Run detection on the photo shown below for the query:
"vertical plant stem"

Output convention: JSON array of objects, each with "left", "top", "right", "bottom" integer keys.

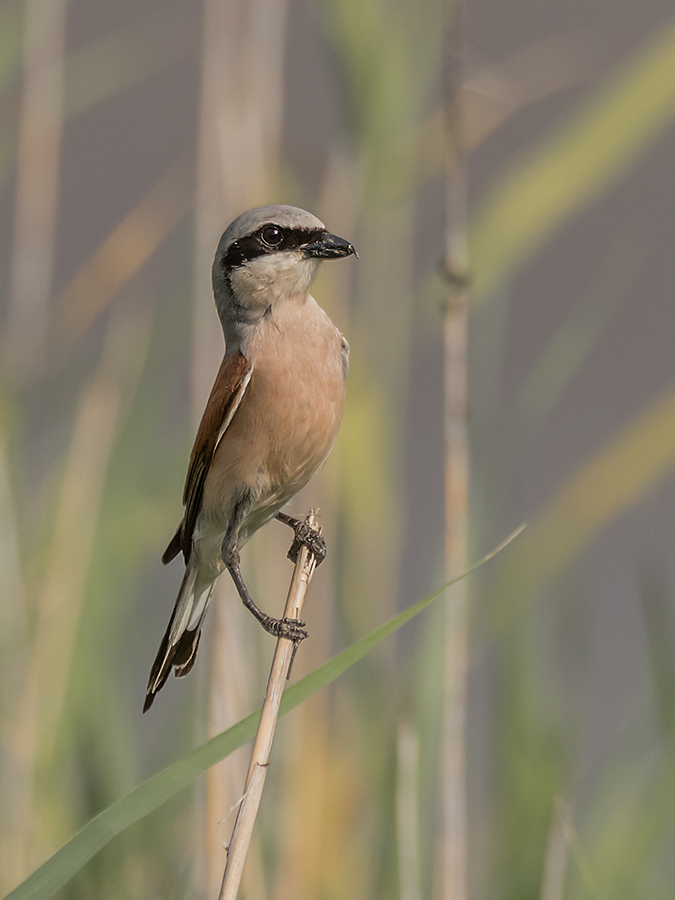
[
  {"left": 438, "top": 3, "right": 469, "bottom": 899},
  {"left": 5, "top": 0, "right": 66, "bottom": 376},
  {"left": 555, "top": 798, "right": 597, "bottom": 899},
  {"left": 192, "top": 2, "right": 288, "bottom": 893},
  {"left": 0, "top": 433, "right": 27, "bottom": 891},
  {"left": 218, "top": 512, "right": 321, "bottom": 900},
  {"left": 539, "top": 797, "right": 569, "bottom": 900},
  {"left": 397, "top": 722, "right": 422, "bottom": 900}
]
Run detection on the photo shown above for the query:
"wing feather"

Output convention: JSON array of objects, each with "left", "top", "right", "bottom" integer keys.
[{"left": 162, "top": 350, "right": 252, "bottom": 564}]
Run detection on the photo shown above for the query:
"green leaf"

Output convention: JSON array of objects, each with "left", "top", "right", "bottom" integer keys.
[
  {"left": 3, "top": 526, "right": 523, "bottom": 900},
  {"left": 470, "top": 14, "right": 675, "bottom": 301}
]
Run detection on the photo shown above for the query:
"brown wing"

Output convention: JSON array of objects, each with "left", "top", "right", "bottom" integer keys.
[{"left": 162, "top": 350, "right": 252, "bottom": 564}]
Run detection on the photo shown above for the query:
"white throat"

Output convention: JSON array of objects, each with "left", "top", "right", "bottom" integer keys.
[{"left": 228, "top": 253, "right": 320, "bottom": 314}]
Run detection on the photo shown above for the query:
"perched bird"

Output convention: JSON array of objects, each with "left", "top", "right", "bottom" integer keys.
[{"left": 144, "top": 205, "right": 356, "bottom": 711}]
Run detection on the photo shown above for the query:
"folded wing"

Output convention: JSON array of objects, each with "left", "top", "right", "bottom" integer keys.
[{"left": 162, "top": 350, "right": 252, "bottom": 565}]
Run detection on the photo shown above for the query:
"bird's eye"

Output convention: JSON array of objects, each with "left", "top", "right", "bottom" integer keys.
[{"left": 260, "top": 225, "right": 283, "bottom": 247}]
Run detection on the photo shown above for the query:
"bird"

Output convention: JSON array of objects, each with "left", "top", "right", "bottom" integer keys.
[{"left": 144, "top": 205, "right": 356, "bottom": 711}]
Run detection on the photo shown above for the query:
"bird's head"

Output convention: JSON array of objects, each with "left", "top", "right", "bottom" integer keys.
[{"left": 212, "top": 205, "right": 356, "bottom": 343}]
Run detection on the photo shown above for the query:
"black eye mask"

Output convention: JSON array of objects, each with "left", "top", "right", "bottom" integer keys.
[{"left": 220, "top": 227, "right": 326, "bottom": 269}]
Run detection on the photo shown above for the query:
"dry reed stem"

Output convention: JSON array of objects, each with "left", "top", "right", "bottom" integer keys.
[
  {"left": 5, "top": 0, "right": 66, "bottom": 376},
  {"left": 193, "top": 3, "right": 289, "bottom": 892},
  {"left": 396, "top": 723, "right": 422, "bottom": 900},
  {"left": 218, "top": 511, "right": 321, "bottom": 900},
  {"left": 438, "top": 4, "right": 470, "bottom": 898},
  {"left": 539, "top": 796, "right": 569, "bottom": 900}
]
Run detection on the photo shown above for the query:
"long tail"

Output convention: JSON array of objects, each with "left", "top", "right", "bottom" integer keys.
[{"left": 143, "top": 567, "right": 214, "bottom": 712}]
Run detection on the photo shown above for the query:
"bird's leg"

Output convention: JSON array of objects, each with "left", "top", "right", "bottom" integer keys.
[
  {"left": 223, "top": 547, "right": 308, "bottom": 642},
  {"left": 275, "top": 511, "right": 327, "bottom": 565}
]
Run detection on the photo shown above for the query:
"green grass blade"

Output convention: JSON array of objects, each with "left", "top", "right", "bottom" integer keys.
[
  {"left": 471, "top": 14, "right": 675, "bottom": 302},
  {"left": 3, "top": 526, "right": 524, "bottom": 900}
]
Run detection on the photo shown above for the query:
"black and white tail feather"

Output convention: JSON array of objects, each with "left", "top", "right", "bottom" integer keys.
[{"left": 143, "top": 568, "right": 214, "bottom": 712}]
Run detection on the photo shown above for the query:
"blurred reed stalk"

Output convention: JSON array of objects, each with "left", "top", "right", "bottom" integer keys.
[
  {"left": 219, "top": 513, "right": 321, "bottom": 900},
  {"left": 438, "top": 3, "right": 469, "bottom": 899},
  {"left": 0, "top": 434, "right": 27, "bottom": 890},
  {"left": 192, "top": 0, "right": 288, "bottom": 894},
  {"left": 5, "top": 0, "right": 66, "bottom": 377},
  {"left": 539, "top": 797, "right": 570, "bottom": 900},
  {"left": 3, "top": 300, "right": 151, "bottom": 889},
  {"left": 397, "top": 722, "right": 423, "bottom": 900}
]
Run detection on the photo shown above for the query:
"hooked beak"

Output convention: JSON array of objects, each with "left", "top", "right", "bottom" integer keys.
[{"left": 302, "top": 232, "right": 358, "bottom": 260}]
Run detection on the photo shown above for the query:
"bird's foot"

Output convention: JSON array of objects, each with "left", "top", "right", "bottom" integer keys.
[
  {"left": 259, "top": 614, "right": 308, "bottom": 642},
  {"left": 276, "top": 512, "right": 327, "bottom": 565},
  {"left": 288, "top": 521, "right": 326, "bottom": 564}
]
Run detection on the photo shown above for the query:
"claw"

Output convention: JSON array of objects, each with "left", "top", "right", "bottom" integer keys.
[
  {"left": 276, "top": 512, "right": 327, "bottom": 565},
  {"left": 261, "top": 614, "right": 308, "bottom": 642}
]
